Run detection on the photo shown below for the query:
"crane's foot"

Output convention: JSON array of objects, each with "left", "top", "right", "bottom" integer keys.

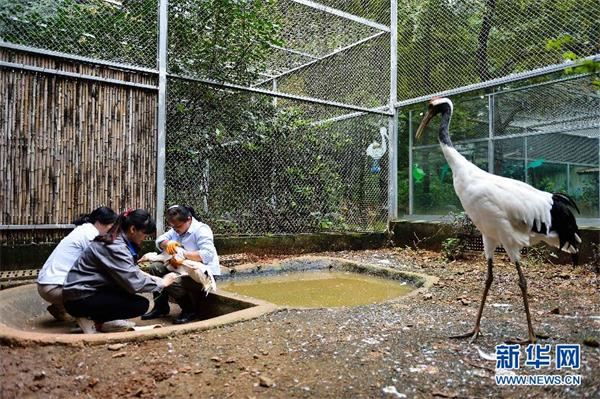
[
  {"left": 449, "top": 327, "right": 481, "bottom": 344},
  {"left": 504, "top": 337, "right": 535, "bottom": 345},
  {"left": 504, "top": 332, "right": 544, "bottom": 345}
]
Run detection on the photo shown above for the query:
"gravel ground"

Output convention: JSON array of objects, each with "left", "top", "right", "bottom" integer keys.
[{"left": 1, "top": 248, "right": 598, "bottom": 398}]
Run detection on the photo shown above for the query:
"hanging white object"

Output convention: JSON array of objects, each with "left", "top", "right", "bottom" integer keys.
[
  {"left": 366, "top": 127, "right": 388, "bottom": 173},
  {"left": 366, "top": 126, "right": 388, "bottom": 161}
]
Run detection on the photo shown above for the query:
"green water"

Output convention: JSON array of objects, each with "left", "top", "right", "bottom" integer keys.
[{"left": 220, "top": 271, "right": 414, "bottom": 308}]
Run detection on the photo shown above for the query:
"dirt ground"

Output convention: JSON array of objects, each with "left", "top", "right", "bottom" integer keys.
[{"left": 1, "top": 248, "right": 598, "bottom": 398}]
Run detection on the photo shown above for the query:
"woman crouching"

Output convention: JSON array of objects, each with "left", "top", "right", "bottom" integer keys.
[{"left": 63, "top": 209, "right": 177, "bottom": 333}]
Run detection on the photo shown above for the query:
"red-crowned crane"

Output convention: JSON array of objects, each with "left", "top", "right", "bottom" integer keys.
[{"left": 415, "top": 97, "right": 581, "bottom": 344}]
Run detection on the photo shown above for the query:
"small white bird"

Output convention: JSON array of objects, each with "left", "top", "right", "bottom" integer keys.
[{"left": 416, "top": 97, "right": 581, "bottom": 344}]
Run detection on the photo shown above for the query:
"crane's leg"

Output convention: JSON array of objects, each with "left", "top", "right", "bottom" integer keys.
[
  {"left": 450, "top": 258, "right": 493, "bottom": 343},
  {"left": 506, "top": 261, "right": 537, "bottom": 344}
]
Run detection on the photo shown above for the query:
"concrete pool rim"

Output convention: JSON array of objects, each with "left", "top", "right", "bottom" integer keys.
[{"left": 0, "top": 256, "right": 437, "bottom": 346}]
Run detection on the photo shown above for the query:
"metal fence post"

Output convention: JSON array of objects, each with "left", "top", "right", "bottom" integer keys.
[
  {"left": 156, "top": 0, "right": 169, "bottom": 234},
  {"left": 408, "top": 110, "right": 413, "bottom": 215},
  {"left": 524, "top": 136, "right": 529, "bottom": 184},
  {"left": 388, "top": 0, "right": 398, "bottom": 222},
  {"left": 488, "top": 92, "right": 494, "bottom": 173}
]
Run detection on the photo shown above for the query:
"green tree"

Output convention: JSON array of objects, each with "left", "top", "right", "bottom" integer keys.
[{"left": 0, "top": 0, "right": 158, "bottom": 66}]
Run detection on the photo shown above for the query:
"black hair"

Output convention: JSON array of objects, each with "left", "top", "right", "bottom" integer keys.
[
  {"left": 95, "top": 208, "right": 156, "bottom": 244},
  {"left": 166, "top": 205, "right": 198, "bottom": 223},
  {"left": 72, "top": 206, "right": 118, "bottom": 226}
]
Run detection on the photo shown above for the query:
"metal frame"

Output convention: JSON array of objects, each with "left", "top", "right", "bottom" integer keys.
[
  {"left": 155, "top": 0, "right": 168, "bottom": 234},
  {"left": 524, "top": 136, "right": 529, "bottom": 184},
  {"left": 254, "top": 31, "right": 387, "bottom": 87},
  {"left": 491, "top": 72, "right": 596, "bottom": 97},
  {"left": 172, "top": 73, "right": 392, "bottom": 116},
  {"left": 290, "top": 0, "right": 390, "bottom": 32},
  {"left": 408, "top": 110, "right": 413, "bottom": 215},
  {"left": 270, "top": 44, "right": 318, "bottom": 60},
  {"left": 0, "top": 42, "right": 158, "bottom": 74},
  {"left": 387, "top": 0, "right": 398, "bottom": 222},
  {"left": 310, "top": 106, "right": 390, "bottom": 126},
  {"left": 488, "top": 92, "right": 495, "bottom": 173},
  {"left": 0, "top": 60, "right": 158, "bottom": 90},
  {"left": 395, "top": 55, "right": 600, "bottom": 108}
]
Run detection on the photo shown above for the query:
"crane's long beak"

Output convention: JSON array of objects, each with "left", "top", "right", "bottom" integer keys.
[{"left": 415, "top": 109, "right": 434, "bottom": 140}]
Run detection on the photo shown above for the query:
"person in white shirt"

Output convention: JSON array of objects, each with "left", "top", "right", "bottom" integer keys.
[
  {"left": 37, "top": 207, "right": 117, "bottom": 321},
  {"left": 141, "top": 205, "right": 220, "bottom": 324},
  {"left": 63, "top": 209, "right": 177, "bottom": 334}
]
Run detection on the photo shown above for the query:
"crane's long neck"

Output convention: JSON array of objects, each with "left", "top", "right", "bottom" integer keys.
[
  {"left": 436, "top": 104, "right": 470, "bottom": 173},
  {"left": 438, "top": 107, "right": 453, "bottom": 147}
]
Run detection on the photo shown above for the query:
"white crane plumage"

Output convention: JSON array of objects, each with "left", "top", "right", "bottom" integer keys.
[{"left": 416, "top": 97, "right": 581, "bottom": 344}]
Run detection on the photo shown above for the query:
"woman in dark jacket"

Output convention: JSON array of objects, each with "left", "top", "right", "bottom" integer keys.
[{"left": 63, "top": 209, "right": 177, "bottom": 333}]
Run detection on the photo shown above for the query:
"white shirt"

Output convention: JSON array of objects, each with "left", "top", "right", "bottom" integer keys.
[
  {"left": 37, "top": 223, "right": 99, "bottom": 285},
  {"left": 156, "top": 218, "right": 221, "bottom": 275}
]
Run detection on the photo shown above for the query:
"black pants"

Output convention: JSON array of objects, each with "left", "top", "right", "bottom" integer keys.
[
  {"left": 145, "top": 262, "right": 206, "bottom": 313},
  {"left": 65, "top": 290, "right": 149, "bottom": 322}
]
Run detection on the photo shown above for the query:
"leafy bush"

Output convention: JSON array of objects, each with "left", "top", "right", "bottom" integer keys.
[
  {"left": 441, "top": 237, "right": 467, "bottom": 261},
  {"left": 441, "top": 212, "right": 477, "bottom": 261}
]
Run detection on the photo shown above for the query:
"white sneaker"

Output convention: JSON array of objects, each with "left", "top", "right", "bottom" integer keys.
[
  {"left": 98, "top": 319, "right": 136, "bottom": 333},
  {"left": 76, "top": 317, "right": 98, "bottom": 334}
]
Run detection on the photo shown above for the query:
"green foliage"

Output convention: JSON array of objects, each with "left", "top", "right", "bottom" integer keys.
[
  {"left": 0, "top": 0, "right": 157, "bottom": 66},
  {"left": 168, "top": 0, "right": 282, "bottom": 84},
  {"left": 0, "top": 0, "right": 282, "bottom": 78},
  {"left": 441, "top": 212, "right": 476, "bottom": 262},
  {"left": 546, "top": 33, "right": 600, "bottom": 90},
  {"left": 165, "top": 82, "right": 369, "bottom": 233},
  {"left": 396, "top": 0, "right": 599, "bottom": 98},
  {"left": 310, "top": 211, "right": 348, "bottom": 231},
  {"left": 441, "top": 237, "right": 467, "bottom": 262}
]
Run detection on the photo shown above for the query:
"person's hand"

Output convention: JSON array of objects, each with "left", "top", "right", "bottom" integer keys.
[
  {"left": 165, "top": 240, "right": 181, "bottom": 255},
  {"left": 162, "top": 272, "right": 179, "bottom": 287},
  {"left": 169, "top": 257, "right": 183, "bottom": 268}
]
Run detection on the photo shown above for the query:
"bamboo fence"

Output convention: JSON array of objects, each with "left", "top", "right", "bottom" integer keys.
[{"left": 0, "top": 48, "right": 158, "bottom": 243}]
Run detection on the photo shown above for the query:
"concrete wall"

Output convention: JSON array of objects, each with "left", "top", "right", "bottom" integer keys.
[{"left": 0, "top": 232, "right": 389, "bottom": 271}]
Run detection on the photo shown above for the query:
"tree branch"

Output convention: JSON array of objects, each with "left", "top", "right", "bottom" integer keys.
[{"left": 476, "top": 0, "right": 496, "bottom": 82}]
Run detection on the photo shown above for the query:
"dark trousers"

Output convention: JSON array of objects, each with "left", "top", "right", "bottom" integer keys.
[
  {"left": 65, "top": 291, "right": 149, "bottom": 322},
  {"left": 145, "top": 262, "right": 207, "bottom": 313}
]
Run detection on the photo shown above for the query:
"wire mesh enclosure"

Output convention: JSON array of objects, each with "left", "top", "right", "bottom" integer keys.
[
  {"left": 0, "top": 0, "right": 158, "bottom": 68},
  {"left": 166, "top": 77, "right": 389, "bottom": 234},
  {"left": 396, "top": 0, "right": 599, "bottom": 101},
  {"left": 407, "top": 74, "right": 600, "bottom": 220},
  {"left": 0, "top": 0, "right": 599, "bottom": 240},
  {"left": 162, "top": 0, "right": 393, "bottom": 233}
]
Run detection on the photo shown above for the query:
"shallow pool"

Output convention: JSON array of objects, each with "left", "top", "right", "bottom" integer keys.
[{"left": 220, "top": 270, "right": 414, "bottom": 308}]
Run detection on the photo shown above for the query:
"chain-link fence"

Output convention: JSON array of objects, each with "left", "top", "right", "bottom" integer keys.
[
  {"left": 163, "top": 0, "right": 393, "bottom": 233},
  {"left": 0, "top": 0, "right": 158, "bottom": 68},
  {"left": 165, "top": 77, "right": 389, "bottom": 234},
  {"left": 396, "top": 0, "right": 599, "bottom": 100},
  {"left": 1, "top": 0, "right": 599, "bottom": 238},
  {"left": 406, "top": 74, "right": 600, "bottom": 219}
]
